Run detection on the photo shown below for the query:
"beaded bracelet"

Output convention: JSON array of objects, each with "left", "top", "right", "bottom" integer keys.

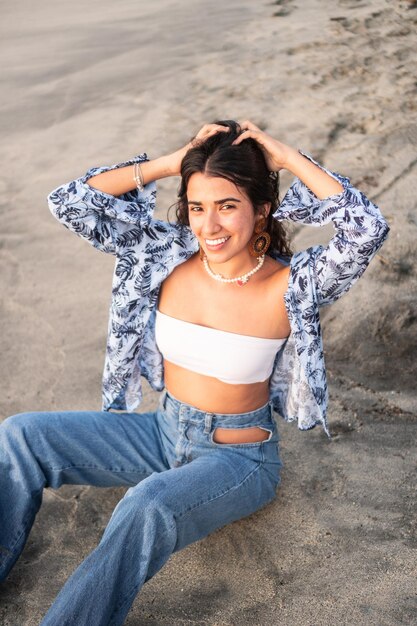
[{"left": 133, "top": 161, "right": 145, "bottom": 192}]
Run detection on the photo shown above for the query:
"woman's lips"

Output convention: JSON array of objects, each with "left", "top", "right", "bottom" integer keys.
[{"left": 204, "top": 236, "right": 230, "bottom": 251}]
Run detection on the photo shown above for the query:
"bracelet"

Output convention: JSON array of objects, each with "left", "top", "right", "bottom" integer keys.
[{"left": 133, "top": 161, "right": 145, "bottom": 192}]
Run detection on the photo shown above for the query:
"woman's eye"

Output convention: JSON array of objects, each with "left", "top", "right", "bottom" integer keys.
[{"left": 189, "top": 205, "right": 235, "bottom": 212}]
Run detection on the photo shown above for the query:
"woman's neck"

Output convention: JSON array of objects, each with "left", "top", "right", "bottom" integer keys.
[{"left": 203, "top": 249, "right": 260, "bottom": 280}]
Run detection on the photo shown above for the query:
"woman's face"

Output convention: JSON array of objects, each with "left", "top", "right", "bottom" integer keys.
[{"left": 187, "top": 172, "right": 263, "bottom": 262}]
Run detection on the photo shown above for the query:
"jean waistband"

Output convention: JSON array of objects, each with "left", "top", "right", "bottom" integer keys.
[{"left": 161, "top": 388, "right": 274, "bottom": 426}]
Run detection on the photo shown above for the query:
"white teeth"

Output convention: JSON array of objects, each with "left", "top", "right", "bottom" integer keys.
[{"left": 205, "top": 237, "right": 230, "bottom": 245}]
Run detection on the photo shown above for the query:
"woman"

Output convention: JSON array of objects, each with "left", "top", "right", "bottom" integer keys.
[{"left": 0, "top": 120, "right": 389, "bottom": 624}]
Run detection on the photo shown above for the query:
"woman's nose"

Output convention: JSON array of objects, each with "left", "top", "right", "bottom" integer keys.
[{"left": 202, "top": 212, "right": 221, "bottom": 236}]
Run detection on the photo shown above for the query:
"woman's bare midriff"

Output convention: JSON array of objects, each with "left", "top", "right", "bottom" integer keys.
[
  {"left": 158, "top": 253, "right": 291, "bottom": 444},
  {"left": 163, "top": 360, "right": 273, "bottom": 443}
]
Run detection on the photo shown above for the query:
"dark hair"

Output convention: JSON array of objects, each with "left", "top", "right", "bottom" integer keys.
[{"left": 171, "top": 119, "right": 292, "bottom": 259}]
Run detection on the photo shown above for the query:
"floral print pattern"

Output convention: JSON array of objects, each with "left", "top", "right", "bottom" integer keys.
[{"left": 47, "top": 150, "right": 389, "bottom": 437}]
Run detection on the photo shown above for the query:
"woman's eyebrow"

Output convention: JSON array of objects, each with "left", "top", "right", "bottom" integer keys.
[{"left": 187, "top": 197, "right": 242, "bottom": 205}]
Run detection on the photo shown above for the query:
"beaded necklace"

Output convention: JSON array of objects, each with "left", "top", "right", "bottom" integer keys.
[{"left": 202, "top": 254, "right": 265, "bottom": 286}]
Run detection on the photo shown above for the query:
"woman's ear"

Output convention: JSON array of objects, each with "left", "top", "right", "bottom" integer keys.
[{"left": 260, "top": 202, "right": 272, "bottom": 219}]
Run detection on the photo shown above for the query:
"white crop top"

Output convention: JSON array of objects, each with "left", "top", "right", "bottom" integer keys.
[{"left": 154, "top": 310, "right": 288, "bottom": 385}]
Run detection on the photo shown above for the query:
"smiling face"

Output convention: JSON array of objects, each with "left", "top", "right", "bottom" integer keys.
[{"left": 187, "top": 172, "right": 268, "bottom": 266}]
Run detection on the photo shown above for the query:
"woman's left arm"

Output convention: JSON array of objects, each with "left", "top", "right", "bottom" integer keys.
[
  {"left": 275, "top": 147, "right": 390, "bottom": 306},
  {"left": 233, "top": 121, "right": 390, "bottom": 307}
]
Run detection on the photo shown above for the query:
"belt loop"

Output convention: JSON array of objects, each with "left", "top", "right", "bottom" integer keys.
[
  {"left": 204, "top": 412, "right": 213, "bottom": 434},
  {"left": 179, "top": 404, "right": 187, "bottom": 422}
]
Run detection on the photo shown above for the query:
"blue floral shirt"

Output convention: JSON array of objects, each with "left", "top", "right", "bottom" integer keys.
[{"left": 47, "top": 151, "right": 389, "bottom": 436}]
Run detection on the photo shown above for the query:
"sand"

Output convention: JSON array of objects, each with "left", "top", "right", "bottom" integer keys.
[{"left": 0, "top": 0, "right": 416, "bottom": 624}]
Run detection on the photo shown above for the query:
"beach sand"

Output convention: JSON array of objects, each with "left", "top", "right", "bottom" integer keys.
[{"left": 0, "top": 0, "right": 416, "bottom": 623}]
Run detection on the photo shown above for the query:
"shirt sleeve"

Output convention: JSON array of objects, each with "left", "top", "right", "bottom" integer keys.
[
  {"left": 47, "top": 153, "right": 160, "bottom": 256},
  {"left": 273, "top": 150, "right": 390, "bottom": 306}
]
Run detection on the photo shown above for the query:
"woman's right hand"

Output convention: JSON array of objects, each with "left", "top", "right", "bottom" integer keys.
[{"left": 164, "top": 123, "right": 230, "bottom": 176}]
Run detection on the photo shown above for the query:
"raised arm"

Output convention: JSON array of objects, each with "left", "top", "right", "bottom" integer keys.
[
  {"left": 233, "top": 120, "right": 390, "bottom": 306},
  {"left": 47, "top": 123, "right": 230, "bottom": 256},
  {"left": 279, "top": 147, "right": 344, "bottom": 199},
  {"left": 85, "top": 155, "right": 172, "bottom": 197},
  {"left": 274, "top": 148, "right": 389, "bottom": 306},
  {"left": 47, "top": 153, "right": 176, "bottom": 256}
]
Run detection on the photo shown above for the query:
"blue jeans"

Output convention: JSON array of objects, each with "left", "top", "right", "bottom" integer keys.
[{"left": 0, "top": 389, "right": 282, "bottom": 625}]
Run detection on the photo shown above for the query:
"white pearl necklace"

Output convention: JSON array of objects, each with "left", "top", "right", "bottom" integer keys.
[{"left": 202, "top": 254, "right": 265, "bottom": 286}]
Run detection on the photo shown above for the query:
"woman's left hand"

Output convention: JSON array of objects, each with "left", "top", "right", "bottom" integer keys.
[{"left": 232, "top": 120, "right": 294, "bottom": 172}]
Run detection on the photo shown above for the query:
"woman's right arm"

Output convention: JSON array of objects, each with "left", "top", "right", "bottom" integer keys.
[
  {"left": 85, "top": 154, "right": 175, "bottom": 196},
  {"left": 47, "top": 124, "right": 229, "bottom": 255},
  {"left": 47, "top": 152, "right": 180, "bottom": 256},
  {"left": 47, "top": 140, "right": 202, "bottom": 256}
]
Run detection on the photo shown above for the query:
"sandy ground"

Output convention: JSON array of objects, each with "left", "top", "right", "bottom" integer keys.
[{"left": 0, "top": 0, "right": 416, "bottom": 624}]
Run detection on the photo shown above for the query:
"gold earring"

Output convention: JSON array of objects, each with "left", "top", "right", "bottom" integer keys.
[{"left": 248, "top": 216, "right": 271, "bottom": 257}]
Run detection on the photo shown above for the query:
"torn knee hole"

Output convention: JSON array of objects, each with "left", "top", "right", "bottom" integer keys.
[{"left": 212, "top": 426, "right": 272, "bottom": 444}]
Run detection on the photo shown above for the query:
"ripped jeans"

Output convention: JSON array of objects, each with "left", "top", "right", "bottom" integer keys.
[{"left": 0, "top": 388, "right": 282, "bottom": 625}]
